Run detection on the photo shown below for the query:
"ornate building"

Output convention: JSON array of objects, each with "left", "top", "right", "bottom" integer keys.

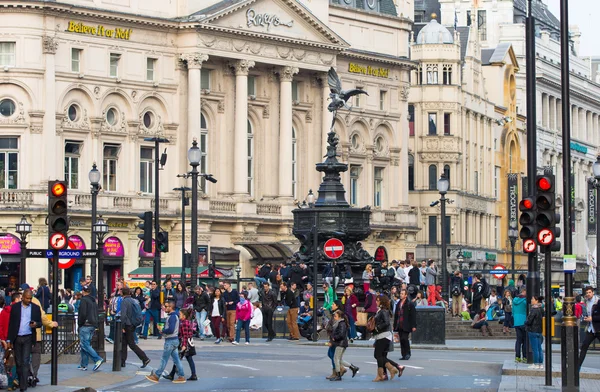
[{"left": 0, "top": 0, "right": 417, "bottom": 290}]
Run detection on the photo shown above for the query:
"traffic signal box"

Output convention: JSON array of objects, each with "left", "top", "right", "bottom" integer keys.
[
  {"left": 519, "top": 197, "right": 537, "bottom": 253},
  {"left": 535, "top": 175, "right": 561, "bottom": 252},
  {"left": 138, "top": 211, "right": 153, "bottom": 253},
  {"left": 157, "top": 231, "right": 169, "bottom": 253},
  {"left": 48, "top": 181, "right": 69, "bottom": 250}
]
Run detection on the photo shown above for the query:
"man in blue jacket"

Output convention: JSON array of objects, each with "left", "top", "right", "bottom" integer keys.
[
  {"left": 146, "top": 300, "right": 185, "bottom": 384},
  {"left": 512, "top": 288, "right": 528, "bottom": 362}
]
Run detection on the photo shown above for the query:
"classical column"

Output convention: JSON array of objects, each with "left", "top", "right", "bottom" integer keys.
[
  {"left": 42, "top": 36, "right": 58, "bottom": 180},
  {"left": 232, "top": 60, "right": 255, "bottom": 195},
  {"left": 277, "top": 66, "right": 298, "bottom": 199},
  {"left": 181, "top": 53, "right": 209, "bottom": 146}
]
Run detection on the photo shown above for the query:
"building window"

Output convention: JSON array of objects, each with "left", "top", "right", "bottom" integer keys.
[
  {"left": 444, "top": 113, "right": 451, "bottom": 135},
  {"left": 494, "top": 166, "right": 500, "bottom": 198},
  {"left": 443, "top": 65, "right": 452, "bottom": 85},
  {"left": 64, "top": 141, "right": 81, "bottom": 189},
  {"left": 109, "top": 53, "right": 121, "bottom": 77},
  {"left": 0, "top": 42, "right": 15, "bottom": 67},
  {"left": 429, "top": 164, "right": 437, "bottom": 190},
  {"left": 248, "top": 75, "right": 256, "bottom": 97},
  {"left": 105, "top": 108, "right": 119, "bottom": 126},
  {"left": 408, "top": 154, "right": 414, "bottom": 191},
  {"left": 478, "top": 10, "right": 487, "bottom": 41},
  {"left": 140, "top": 146, "right": 153, "bottom": 193},
  {"left": 292, "top": 127, "right": 297, "bottom": 199},
  {"left": 200, "top": 113, "right": 208, "bottom": 192},
  {"left": 428, "top": 113, "right": 437, "bottom": 135},
  {"left": 495, "top": 217, "right": 499, "bottom": 249},
  {"left": 444, "top": 165, "right": 450, "bottom": 189},
  {"left": 417, "top": 66, "right": 423, "bottom": 85},
  {"left": 374, "top": 167, "right": 383, "bottom": 208},
  {"left": 350, "top": 165, "right": 360, "bottom": 206},
  {"left": 428, "top": 216, "right": 437, "bottom": 244},
  {"left": 0, "top": 137, "right": 18, "bottom": 189},
  {"left": 247, "top": 120, "right": 254, "bottom": 195},
  {"left": 426, "top": 65, "right": 438, "bottom": 84},
  {"left": 379, "top": 90, "right": 386, "bottom": 111},
  {"left": 467, "top": 10, "right": 472, "bottom": 26},
  {"left": 146, "top": 58, "right": 156, "bottom": 81},
  {"left": 292, "top": 81, "right": 299, "bottom": 102},
  {"left": 142, "top": 111, "right": 155, "bottom": 130},
  {"left": 0, "top": 99, "right": 16, "bottom": 117},
  {"left": 474, "top": 171, "right": 479, "bottom": 194},
  {"left": 103, "top": 143, "right": 120, "bottom": 191},
  {"left": 201, "top": 69, "right": 211, "bottom": 90},
  {"left": 408, "top": 104, "right": 415, "bottom": 136},
  {"left": 71, "top": 48, "right": 82, "bottom": 73}
]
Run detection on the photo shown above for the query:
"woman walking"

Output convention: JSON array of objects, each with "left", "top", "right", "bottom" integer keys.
[
  {"left": 164, "top": 308, "right": 197, "bottom": 381},
  {"left": 209, "top": 288, "right": 225, "bottom": 344},
  {"left": 525, "top": 295, "right": 544, "bottom": 369},
  {"left": 329, "top": 310, "right": 359, "bottom": 381},
  {"left": 343, "top": 287, "right": 359, "bottom": 342},
  {"left": 502, "top": 290, "right": 513, "bottom": 334},
  {"left": 174, "top": 282, "right": 188, "bottom": 312},
  {"left": 232, "top": 291, "right": 252, "bottom": 345},
  {"left": 372, "top": 295, "right": 404, "bottom": 382}
]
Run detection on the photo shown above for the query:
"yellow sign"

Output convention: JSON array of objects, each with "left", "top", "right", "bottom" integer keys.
[
  {"left": 66, "top": 21, "right": 132, "bottom": 40},
  {"left": 348, "top": 62, "right": 389, "bottom": 78}
]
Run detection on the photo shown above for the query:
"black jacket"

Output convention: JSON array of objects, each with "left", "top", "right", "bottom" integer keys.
[
  {"left": 208, "top": 296, "right": 225, "bottom": 317},
  {"left": 330, "top": 320, "right": 349, "bottom": 348},
  {"left": 591, "top": 299, "right": 600, "bottom": 333},
  {"left": 78, "top": 294, "right": 99, "bottom": 328},
  {"left": 525, "top": 305, "right": 544, "bottom": 333},
  {"left": 268, "top": 270, "right": 279, "bottom": 285},
  {"left": 283, "top": 289, "right": 298, "bottom": 309},
  {"left": 374, "top": 308, "right": 392, "bottom": 334},
  {"left": 408, "top": 267, "right": 421, "bottom": 286},
  {"left": 120, "top": 296, "right": 138, "bottom": 327},
  {"left": 261, "top": 289, "right": 277, "bottom": 311},
  {"left": 223, "top": 289, "right": 239, "bottom": 311},
  {"left": 258, "top": 265, "right": 271, "bottom": 279},
  {"left": 8, "top": 302, "right": 42, "bottom": 343},
  {"left": 393, "top": 299, "right": 417, "bottom": 332},
  {"left": 35, "top": 285, "right": 51, "bottom": 311},
  {"left": 450, "top": 275, "right": 463, "bottom": 294},
  {"left": 149, "top": 288, "right": 161, "bottom": 310},
  {"left": 193, "top": 292, "right": 210, "bottom": 312},
  {"left": 289, "top": 266, "right": 305, "bottom": 289}
]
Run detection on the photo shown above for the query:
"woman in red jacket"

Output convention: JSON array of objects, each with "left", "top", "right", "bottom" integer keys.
[
  {"left": 343, "top": 287, "right": 359, "bottom": 342},
  {"left": 233, "top": 292, "right": 252, "bottom": 345}
]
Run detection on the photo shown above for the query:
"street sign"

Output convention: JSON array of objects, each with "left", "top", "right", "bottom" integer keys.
[
  {"left": 523, "top": 239, "right": 537, "bottom": 253},
  {"left": 45, "top": 250, "right": 82, "bottom": 259},
  {"left": 323, "top": 238, "right": 344, "bottom": 259},
  {"left": 49, "top": 233, "right": 67, "bottom": 250},
  {"left": 27, "top": 249, "right": 49, "bottom": 258},
  {"left": 491, "top": 264, "right": 508, "bottom": 280},
  {"left": 537, "top": 228, "right": 554, "bottom": 246},
  {"left": 81, "top": 250, "right": 100, "bottom": 258}
]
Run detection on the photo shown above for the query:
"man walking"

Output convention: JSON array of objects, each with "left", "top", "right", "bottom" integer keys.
[
  {"left": 193, "top": 286, "right": 210, "bottom": 340},
  {"left": 579, "top": 286, "right": 600, "bottom": 369},
  {"left": 77, "top": 285, "right": 105, "bottom": 372},
  {"left": 261, "top": 282, "right": 277, "bottom": 341},
  {"left": 394, "top": 288, "right": 417, "bottom": 361},
  {"left": 30, "top": 284, "right": 57, "bottom": 384},
  {"left": 120, "top": 287, "right": 151, "bottom": 369},
  {"left": 142, "top": 281, "right": 161, "bottom": 339},
  {"left": 7, "top": 289, "right": 43, "bottom": 390},
  {"left": 425, "top": 260, "right": 437, "bottom": 306},
  {"left": 280, "top": 282, "right": 300, "bottom": 340},
  {"left": 222, "top": 282, "right": 239, "bottom": 342}
]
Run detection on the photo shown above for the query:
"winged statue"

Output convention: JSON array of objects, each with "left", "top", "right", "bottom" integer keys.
[{"left": 327, "top": 67, "right": 369, "bottom": 129}]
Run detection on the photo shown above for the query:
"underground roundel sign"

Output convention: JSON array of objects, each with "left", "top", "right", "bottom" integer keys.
[
  {"left": 58, "top": 240, "right": 77, "bottom": 270},
  {"left": 324, "top": 238, "right": 344, "bottom": 259}
]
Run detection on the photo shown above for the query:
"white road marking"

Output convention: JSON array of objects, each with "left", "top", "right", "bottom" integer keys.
[
  {"left": 130, "top": 383, "right": 153, "bottom": 389},
  {"left": 474, "top": 379, "right": 492, "bottom": 386},
  {"left": 218, "top": 364, "right": 260, "bottom": 371},
  {"left": 429, "top": 359, "right": 502, "bottom": 364},
  {"left": 364, "top": 361, "right": 423, "bottom": 369}
]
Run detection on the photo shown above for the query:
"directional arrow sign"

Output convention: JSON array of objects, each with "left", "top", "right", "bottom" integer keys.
[{"left": 26, "top": 249, "right": 49, "bottom": 258}]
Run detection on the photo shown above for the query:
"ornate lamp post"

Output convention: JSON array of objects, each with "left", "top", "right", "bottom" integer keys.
[
  {"left": 93, "top": 215, "right": 109, "bottom": 359},
  {"left": 592, "top": 156, "right": 600, "bottom": 293},
  {"left": 89, "top": 163, "right": 101, "bottom": 286},
  {"left": 508, "top": 223, "right": 519, "bottom": 282},
  {"left": 437, "top": 173, "right": 450, "bottom": 299},
  {"left": 16, "top": 215, "right": 32, "bottom": 285},
  {"left": 173, "top": 184, "right": 191, "bottom": 284},
  {"left": 235, "top": 265, "right": 242, "bottom": 291}
]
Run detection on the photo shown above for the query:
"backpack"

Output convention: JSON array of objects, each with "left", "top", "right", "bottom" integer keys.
[
  {"left": 109, "top": 295, "right": 122, "bottom": 315},
  {"left": 126, "top": 297, "right": 144, "bottom": 327},
  {"left": 387, "top": 267, "right": 396, "bottom": 278},
  {"left": 480, "top": 278, "right": 491, "bottom": 299},
  {"left": 451, "top": 284, "right": 461, "bottom": 297}
]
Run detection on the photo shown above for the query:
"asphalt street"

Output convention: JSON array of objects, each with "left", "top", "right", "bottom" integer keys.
[{"left": 33, "top": 338, "right": 600, "bottom": 392}]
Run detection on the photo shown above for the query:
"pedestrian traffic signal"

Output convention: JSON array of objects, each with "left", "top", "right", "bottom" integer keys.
[
  {"left": 157, "top": 231, "right": 169, "bottom": 253},
  {"left": 48, "top": 180, "right": 69, "bottom": 249},
  {"left": 519, "top": 197, "right": 537, "bottom": 240},
  {"left": 137, "top": 211, "right": 153, "bottom": 253},
  {"left": 535, "top": 174, "right": 560, "bottom": 252}
]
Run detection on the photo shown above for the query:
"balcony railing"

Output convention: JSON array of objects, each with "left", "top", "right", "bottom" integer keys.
[
  {"left": 257, "top": 203, "right": 281, "bottom": 215},
  {"left": 210, "top": 201, "right": 236, "bottom": 213},
  {"left": 0, "top": 190, "right": 34, "bottom": 206}
]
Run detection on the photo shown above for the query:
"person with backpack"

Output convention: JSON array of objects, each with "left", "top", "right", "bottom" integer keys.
[
  {"left": 120, "top": 287, "right": 151, "bottom": 369},
  {"left": 425, "top": 260, "right": 438, "bottom": 306},
  {"left": 77, "top": 285, "right": 104, "bottom": 372},
  {"left": 450, "top": 271, "right": 463, "bottom": 317}
]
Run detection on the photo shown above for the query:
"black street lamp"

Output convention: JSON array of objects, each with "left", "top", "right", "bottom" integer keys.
[
  {"left": 93, "top": 215, "right": 109, "bottom": 359},
  {"left": 508, "top": 223, "right": 519, "bottom": 282},
  {"left": 16, "top": 215, "right": 32, "bottom": 285},
  {"left": 89, "top": 163, "right": 101, "bottom": 286},
  {"left": 437, "top": 173, "right": 450, "bottom": 300},
  {"left": 592, "top": 155, "right": 600, "bottom": 294},
  {"left": 235, "top": 265, "right": 242, "bottom": 291},
  {"left": 306, "top": 189, "right": 320, "bottom": 342},
  {"left": 174, "top": 184, "right": 191, "bottom": 284}
]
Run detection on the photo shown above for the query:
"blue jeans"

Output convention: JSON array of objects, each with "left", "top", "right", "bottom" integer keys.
[
  {"left": 143, "top": 309, "right": 160, "bottom": 337},
  {"left": 79, "top": 326, "right": 102, "bottom": 367},
  {"left": 154, "top": 339, "right": 184, "bottom": 378},
  {"left": 196, "top": 310, "right": 208, "bottom": 337},
  {"left": 254, "top": 276, "right": 267, "bottom": 287},
  {"left": 235, "top": 319, "right": 250, "bottom": 343},
  {"left": 528, "top": 332, "right": 543, "bottom": 364},
  {"left": 347, "top": 315, "right": 357, "bottom": 339},
  {"left": 327, "top": 346, "right": 335, "bottom": 369}
]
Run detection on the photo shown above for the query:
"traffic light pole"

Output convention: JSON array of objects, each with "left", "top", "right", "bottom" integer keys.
[
  {"left": 559, "top": 0, "right": 579, "bottom": 388},
  {"left": 51, "top": 251, "right": 59, "bottom": 385},
  {"left": 544, "top": 247, "right": 552, "bottom": 386},
  {"left": 154, "top": 138, "right": 161, "bottom": 290}
]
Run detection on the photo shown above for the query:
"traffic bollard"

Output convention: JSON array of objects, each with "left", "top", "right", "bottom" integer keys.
[{"left": 112, "top": 318, "right": 122, "bottom": 371}]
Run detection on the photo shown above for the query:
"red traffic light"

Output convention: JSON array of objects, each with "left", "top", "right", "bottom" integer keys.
[
  {"left": 519, "top": 198, "right": 534, "bottom": 210},
  {"left": 537, "top": 176, "right": 552, "bottom": 191},
  {"left": 51, "top": 182, "right": 66, "bottom": 197}
]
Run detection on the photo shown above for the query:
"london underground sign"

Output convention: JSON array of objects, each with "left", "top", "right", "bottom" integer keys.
[
  {"left": 491, "top": 264, "right": 508, "bottom": 280},
  {"left": 324, "top": 238, "right": 344, "bottom": 259}
]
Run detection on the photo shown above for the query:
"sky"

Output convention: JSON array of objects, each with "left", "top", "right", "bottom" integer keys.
[{"left": 546, "top": 0, "right": 597, "bottom": 56}]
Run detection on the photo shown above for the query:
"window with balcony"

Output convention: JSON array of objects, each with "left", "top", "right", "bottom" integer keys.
[
  {"left": 428, "top": 113, "right": 437, "bottom": 135},
  {"left": 350, "top": 165, "right": 360, "bottom": 206},
  {"left": 0, "top": 137, "right": 18, "bottom": 189},
  {"left": 374, "top": 167, "right": 383, "bottom": 208},
  {"left": 109, "top": 53, "right": 121, "bottom": 78},
  {"left": 0, "top": 42, "right": 15, "bottom": 67},
  {"left": 64, "top": 141, "right": 81, "bottom": 189},
  {"left": 103, "top": 143, "right": 120, "bottom": 191},
  {"left": 140, "top": 146, "right": 153, "bottom": 193},
  {"left": 71, "top": 48, "right": 82, "bottom": 73},
  {"left": 429, "top": 164, "right": 437, "bottom": 190},
  {"left": 146, "top": 58, "right": 156, "bottom": 81}
]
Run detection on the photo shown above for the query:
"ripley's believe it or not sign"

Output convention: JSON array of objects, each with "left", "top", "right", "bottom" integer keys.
[
  {"left": 348, "top": 63, "right": 390, "bottom": 78},
  {"left": 66, "top": 21, "right": 132, "bottom": 40}
]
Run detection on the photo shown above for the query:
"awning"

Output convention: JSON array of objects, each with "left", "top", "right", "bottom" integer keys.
[
  {"left": 211, "top": 247, "right": 240, "bottom": 261},
  {"left": 127, "top": 266, "right": 232, "bottom": 280},
  {"left": 233, "top": 242, "right": 296, "bottom": 263}
]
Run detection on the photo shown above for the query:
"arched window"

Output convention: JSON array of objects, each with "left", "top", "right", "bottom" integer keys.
[
  {"left": 444, "top": 165, "right": 450, "bottom": 190},
  {"left": 428, "top": 164, "right": 437, "bottom": 190},
  {"left": 417, "top": 65, "right": 423, "bottom": 85},
  {"left": 426, "top": 65, "right": 438, "bottom": 84},
  {"left": 200, "top": 113, "right": 208, "bottom": 192},
  {"left": 247, "top": 119, "right": 254, "bottom": 196},
  {"left": 443, "top": 65, "right": 452, "bottom": 85},
  {"left": 408, "top": 154, "right": 415, "bottom": 191},
  {"left": 292, "top": 127, "right": 297, "bottom": 199}
]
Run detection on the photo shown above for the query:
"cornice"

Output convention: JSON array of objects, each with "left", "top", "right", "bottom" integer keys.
[{"left": 341, "top": 51, "right": 416, "bottom": 68}]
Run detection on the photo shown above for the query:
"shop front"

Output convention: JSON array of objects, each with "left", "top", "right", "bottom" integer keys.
[
  {"left": 0, "top": 234, "right": 21, "bottom": 288},
  {"left": 64, "top": 235, "right": 86, "bottom": 291},
  {"left": 102, "top": 236, "right": 124, "bottom": 295}
]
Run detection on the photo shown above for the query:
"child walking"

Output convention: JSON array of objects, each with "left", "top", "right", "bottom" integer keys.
[
  {"left": 165, "top": 308, "right": 197, "bottom": 381},
  {"left": 330, "top": 310, "right": 359, "bottom": 381}
]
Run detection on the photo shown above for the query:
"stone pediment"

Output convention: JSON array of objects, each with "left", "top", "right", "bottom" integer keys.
[{"left": 196, "top": 0, "right": 347, "bottom": 49}]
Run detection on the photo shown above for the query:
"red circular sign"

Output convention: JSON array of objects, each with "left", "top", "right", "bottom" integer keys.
[
  {"left": 49, "top": 233, "right": 67, "bottom": 250},
  {"left": 523, "top": 239, "right": 537, "bottom": 253},
  {"left": 537, "top": 229, "right": 554, "bottom": 246},
  {"left": 323, "top": 238, "right": 344, "bottom": 259},
  {"left": 58, "top": 240, "right": 77, "bottom": 270},
  {"left": 492, "top": 264, "right": 507, "bottom": 280}
]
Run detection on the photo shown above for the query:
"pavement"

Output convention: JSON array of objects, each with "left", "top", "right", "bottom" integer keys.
[
  {"left": 499, "top": 360, "right": 600, "bottom": 391},
  {"left": 26, "top": 337, "right": 600, "bottom": 391}
]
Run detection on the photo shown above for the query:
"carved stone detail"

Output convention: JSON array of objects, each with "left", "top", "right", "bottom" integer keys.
[
  {"left": 42, "top": 36, "right": 58, "bottom": 54},
  {"left": 101, "top": 110, "right": 127, "bottom": 133},
  {"left": 61, "top": 106, "right": 90, "bottom": 130},
  {"left": 0, "top": 102, "right": 26, "bottom": 125},
  {"left": 231, "top": 60, "right": 255, "bottom": 76},
  {"left": 218, "top": 101, "right": 225, "bottom": 113},
  {"left": 262, "top": 106, "right": 270, "bottom": 119},
  {"left": 278, "top": 66, "right": 299, "bottom": 82},
  {"left": 399, "top": 86, "right": 409, "bottom": 101},
  {"left": 181, "top": 53, "right": 209, "bottom": 69},
  {"left": 305, "top": 111, "right": 312, "bottom": 123}
]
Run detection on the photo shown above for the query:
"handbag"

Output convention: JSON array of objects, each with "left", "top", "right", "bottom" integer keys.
[
  {"left": 3, "top": 348, "right": 15, "bottom": 368},
  {"left": 202, "top": 319, "right": 211, "bottom": 327},
  {"left": 366, "top": 316, "right": 376, "bottom": 332},
  {"left": 356, "top": 312, "right": 368, "bottom": 327}
]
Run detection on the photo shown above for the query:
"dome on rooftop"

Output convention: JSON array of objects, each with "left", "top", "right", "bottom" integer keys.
[{"left": 416, "top": 17, "right": 454, "bottom": 45}]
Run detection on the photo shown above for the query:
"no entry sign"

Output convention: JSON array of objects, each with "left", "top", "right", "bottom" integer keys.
[{"left": 324, "top": 238, "right": 344, "bottom": 259}]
